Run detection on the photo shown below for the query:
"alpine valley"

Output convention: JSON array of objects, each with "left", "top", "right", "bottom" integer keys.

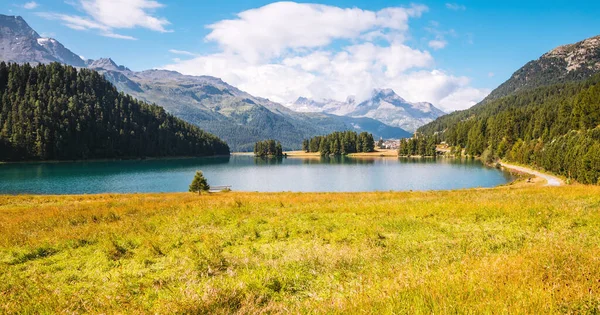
[{"left": 0, "top": 14, "right": 438, "bottom": 151}]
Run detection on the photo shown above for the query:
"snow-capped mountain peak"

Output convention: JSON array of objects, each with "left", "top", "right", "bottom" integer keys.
[{"left": 285, "top": 88, "right": 445, "bottom": 132}]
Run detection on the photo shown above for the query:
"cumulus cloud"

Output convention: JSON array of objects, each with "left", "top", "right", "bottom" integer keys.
[
  {"left": 23, "top": 1, "right": 38, "bottom": 9},
  {"left": 38, "top": 0, "right": 170, "bottom": 40},
  {"left": 438, "top": 87, "right": 492, "bottom": 112},
  {"left": 164, "top": 2, "right": 489, "bottom": 111},
  {"left": 205, "top": 2, "right": 427, "bottom": 62}
]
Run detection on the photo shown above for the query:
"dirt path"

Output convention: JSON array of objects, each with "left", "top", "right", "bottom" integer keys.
[{"left": 500, "top": 162, "right": 564, "bottom": 186}]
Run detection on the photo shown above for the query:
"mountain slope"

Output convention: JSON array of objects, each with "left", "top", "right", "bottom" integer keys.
[
  {"left": 92, "top": 61, "right": 411, "bottom": 150},
  {"left": 485, "top": 35, "right": 600, "bottom": 101},
  {"left": 418, "top": 34, "right": 600, "bottom": 184},
  {"left": 0, "top": 14, "right": 411, "bottom": 150},
  {"left": 348, "top": 89, "right": 445, "bottom": 132},
  {"left": 287, "top": 89, "right": 445, "bottom": 132},
  {"left": 0, "top": 15, "right": 85, "bottom": 66},
  {"left": 0, "top": 62, "right": 229, "bottom": 161},
  {"left": 289, "top": 96, "right": 358, "bottom": 116}
]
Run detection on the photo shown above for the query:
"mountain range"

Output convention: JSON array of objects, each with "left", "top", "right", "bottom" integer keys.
[
  {"left": 288, "top": 89, "right": 445, "bottom": 132},
  {"left": 0, "top": 14, "right": 421, "bottom": 151}
]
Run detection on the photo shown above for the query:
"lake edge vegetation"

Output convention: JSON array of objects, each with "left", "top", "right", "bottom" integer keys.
[
  {"left": 302, "top": 131, "right": 375, "bottom": 156},
  {"left": 397, "top": 134, "right": 439, "bottom": 157},
  {"left": 253, "top": 140, "right": 284, "bottom": 157}
]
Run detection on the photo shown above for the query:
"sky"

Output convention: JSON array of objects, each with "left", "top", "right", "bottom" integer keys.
[{"left": 4, "top": 0, "right": 600, "bottom": 112}]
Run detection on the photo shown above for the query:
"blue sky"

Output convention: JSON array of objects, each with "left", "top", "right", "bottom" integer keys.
[{"left": 5, "top": 0, "right": 600, "bottom": 111}]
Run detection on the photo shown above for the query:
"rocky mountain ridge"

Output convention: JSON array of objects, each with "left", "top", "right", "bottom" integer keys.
[
  {"left": 485, "top": 34, "right": 600, "bottom": 101},
  {"left": 0, "top": 15, "right": 85, "bottom": 66},
  {"left": 288, "top": 89, "right": 445, "bottom": 132}
]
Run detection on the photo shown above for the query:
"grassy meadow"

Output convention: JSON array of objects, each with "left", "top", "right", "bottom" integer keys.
[{"left": 1, "top": 186, "right": 600, "bottom": 313}]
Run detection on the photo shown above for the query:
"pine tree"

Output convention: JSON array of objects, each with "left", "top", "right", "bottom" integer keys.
[{"left": 189, "top": 171, "right": 210, "bottom": 195}]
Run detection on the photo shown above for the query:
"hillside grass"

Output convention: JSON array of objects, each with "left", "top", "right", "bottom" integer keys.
[{"left": 1, "top": 187, "right": 600, "bottom": 313}]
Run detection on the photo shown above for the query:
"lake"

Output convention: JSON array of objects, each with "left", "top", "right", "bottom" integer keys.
[{"left": 0, "top": 155, "right": 514, "bottom": 194}]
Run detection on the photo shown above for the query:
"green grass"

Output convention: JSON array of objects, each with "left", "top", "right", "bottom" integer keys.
[{"left": 1, "top": 186, "right": 600, "bottom": 313}]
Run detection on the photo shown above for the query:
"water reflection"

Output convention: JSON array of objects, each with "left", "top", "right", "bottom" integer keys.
[{"left": 254, "top": 157, "right": 284, "bottom": 165}]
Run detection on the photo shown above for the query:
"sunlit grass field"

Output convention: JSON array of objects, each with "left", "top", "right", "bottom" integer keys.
[{"left": 1, "top": 186, "right": 600, "bottom": 313}]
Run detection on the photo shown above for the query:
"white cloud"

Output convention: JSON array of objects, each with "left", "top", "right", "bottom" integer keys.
[
  {"left": 425, "top": 24, "right": 455, "bottom": 51},
  {"left": 37, "top": 12, "right": 136, "bottom": 39},
  {"left": 103, "top": 32, "right": 137, "bottom": 40},
  {"left": 205, "top": 2, "right": 427, "bottom": 62},
  {"left": 445, "top": 3, "right": 466, "bottom": 11},
  {"left": 438, "top": 87, "right": 492, "bottom": 112},
  {"left": 37, "top": 13, "right": 109, "bottom": 31},
  {"left": 488, "top": 72, "right": 495, "bottom": 77},
  {"left": 38, "top": 0, "right": 170, "bottom": 39},
  {"left": 428, "top": 39, "right": 447, "bottom": 50},
  {"left": 163, "top": 2, "right": 489, "bottom": 111},
  {"left": 23, "top": 1, "right": 38, "bottom": 9},
  {"left": 168, "top": 49, "right": 198, "bottom": 57},
  {"left": 79, "top": 0, "right": 170, "bottom": 32}
]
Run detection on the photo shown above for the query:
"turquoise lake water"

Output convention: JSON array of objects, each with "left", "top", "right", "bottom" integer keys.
[{"left": 0, "top": 155, "right": 514, "bottom": 194}]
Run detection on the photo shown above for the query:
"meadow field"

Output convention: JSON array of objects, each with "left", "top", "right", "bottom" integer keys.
[{"left": 1, "top": 186, "right": 599, "bottom": 313}]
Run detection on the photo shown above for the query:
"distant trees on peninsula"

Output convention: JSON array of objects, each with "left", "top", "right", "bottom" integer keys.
[
  {"left": 254, "top": 140, "right": 283, "bottom": 157},
  {"left": 303, "top": 131, "right": 375, "bottom": 155},
  {"left": 0, "top": 62, "right": 230, "bottom": 161},
  {"left": 398, "top": 134, "right": 438, "bottom": 156}
]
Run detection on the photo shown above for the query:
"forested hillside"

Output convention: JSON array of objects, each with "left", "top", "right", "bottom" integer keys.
[
  {"left": 419, "top": 74, "right": 600, "bottom": 184},
  {"left": 0, "top": 62, "right": 229, "bottom": 161}
]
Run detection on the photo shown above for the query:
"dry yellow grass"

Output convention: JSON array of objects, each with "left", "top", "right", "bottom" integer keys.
[
  {"left": 348, "top": 149, "right": 398, "bottom": 157},
  {"left": 284, "top": 150, "right": 321, "bottom": 157},
  {"left": 1, "top": 187, "right": 600, "bottom": 313}
]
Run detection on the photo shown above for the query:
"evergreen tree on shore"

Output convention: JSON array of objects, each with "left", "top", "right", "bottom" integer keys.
[
  {"left": 189, "top": 171, "right": 210, "bottom": 194},
  {"left": 254, "top": 139, "right": 284, "bottom": 157},
  {"left": 303, "top": 131, "right": 375, "bottom": 156},
  {"left": 398, "top": 134, "right": 438, "bottom": 156}
]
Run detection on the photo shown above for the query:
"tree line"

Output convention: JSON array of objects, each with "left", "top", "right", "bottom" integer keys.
[
  {"left": 398, "top": 134, "right": 438, "bottom": 156},
  {"left": 0, "top": 62, "right": 230, "bottom": 161},
  {"left": 254, "top": 139, "right": 283, "bottom": 157},
  {"left": 418, "top": 73, "right": 600, "bottom": 184},
  {"left": 302, "top": 131, "right": 375, "bottom": 155}
]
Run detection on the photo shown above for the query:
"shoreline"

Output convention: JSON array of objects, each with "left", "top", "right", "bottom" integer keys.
[
  {"left": 499, "top": 162, "right": 564, "bottom": 186},
  {"left": 0, "top": 154, "right": 232, "bottom": 165}
]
